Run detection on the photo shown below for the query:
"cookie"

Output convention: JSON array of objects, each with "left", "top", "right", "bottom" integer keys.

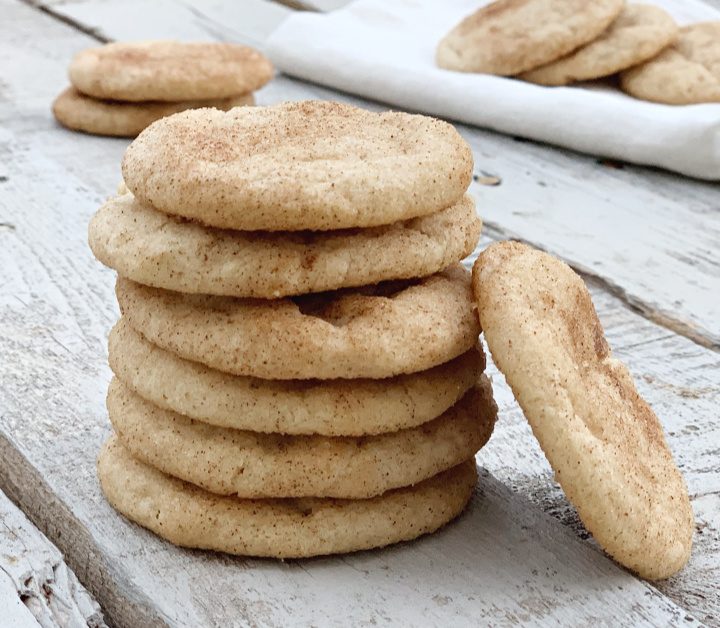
[
  {"left": 69, "top": 40, "right": 273, "bottom": 102},
  {"left": 473, "top": 241, "right": 693, "bottom": 580},
  {"left": 620, "top": 22, "right": 720, "bottom": 104},
  {"left": 116, "top": 265, "right": 480, "bottom": 380},
  {"left": 521, "top": 5, "right": 677, "bottom": 86},
  {"left": 109, "top": 319, "right": 484, "bottom": 436},
  {"left": 436, "top": 0, "right": 624, "bottom": 75},
  {"left": 107, "top": 378, "right": 495, "bottom": 499},
  {"left": 98, "top": 436, "right": 477, "bottom": 558},
  {"left": 121, "top": 101, "right": 473, "bottom": 231},
  {"left": 89, "top": 193, "right": 481, "bottom": 298},
  {"left": 52, "top": 87, "right": 254, "bottom": 138}
]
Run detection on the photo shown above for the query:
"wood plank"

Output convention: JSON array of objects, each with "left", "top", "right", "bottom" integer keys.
[
  {"left": 0, "top": 488, "right": 106, "bottom": 627},
  {"left": 28, "top": 0, "right": 291, "bottom": 48},
  {"left": 0, "top": 0, "right": 717, "bottom": 624},
  {"left": 33, "top": 0, "right": 720, "bottom": 350}
]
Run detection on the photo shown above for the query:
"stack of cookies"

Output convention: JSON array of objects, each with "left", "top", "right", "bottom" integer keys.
[
  {"left": 53, "top": 41, "right": 273, "bottom": 137},
  {"left": 437, "top": 0, "right": 719, "bottom": 105},
  {"left": 89, "top": 101, "right": 498, "bottom": 558}
]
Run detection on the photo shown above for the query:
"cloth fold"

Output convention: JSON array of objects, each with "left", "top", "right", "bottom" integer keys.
[{"left": 266, "top": 0, "right": 720, "bottom": 180}]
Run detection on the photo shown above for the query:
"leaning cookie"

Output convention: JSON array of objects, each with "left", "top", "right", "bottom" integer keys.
[
  {"left": 98, "top": 436, "right": 478, "bottom": 558},
  {"left": 473, "top": 241, "right": 693, "bottom": 580},
  {"left": 121, "top": 101, "right": 473, "bottom": 231},
  {"left": 89, "top": 193, "right": 481, "bottom": 297},
  {"left": 436, "top": 0, "right": 623, "bottom": 75},
  {"left": 620, "top": 21, "right": 720, "bottom": 104},
  {"left": 52, "top": 87, "right": 254, "bottom": 138},
  {"left": 520, "top": 5, "right": 678, "bottom": 86}
]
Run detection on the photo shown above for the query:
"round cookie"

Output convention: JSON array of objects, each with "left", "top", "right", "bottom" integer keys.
[
  {"left": 109, "top": 319, "right": 484, "bottom": 436},
  {"left": 521, "top": 5, "right": 678, "bottom": 86},
  {"left": 98, "top": 436, "right": 477, "bottom": 558},
  {"left": 69, "top": 40, "right": 273, "bottom": 102},
  {"left": 116, "top": 265, "right": 480, "bottom": 380},
  {"left": 89, "top": 193, "right": 481, "bottom": 298},
  {"left": 107, "top": 378, "right": 495, "bottom": 499},
  {"left": 473, "top": 241, "right": 693, "bottom": 580},
  {"left": 121, "top": 101, "right": 474, "bottom": 231},
  {"left": 620, "top": 22, "right": 720, "bottom": 104},
  {"left": 52, "top": 87, "right": 254, "bottom": 138},
  {"left": 436, "top": 0, "right": 624, "bottom": 75}
]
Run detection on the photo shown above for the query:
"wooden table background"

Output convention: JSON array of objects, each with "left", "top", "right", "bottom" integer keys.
[{"left": 0, "top": 0, "right": 718, "bottom": 625}]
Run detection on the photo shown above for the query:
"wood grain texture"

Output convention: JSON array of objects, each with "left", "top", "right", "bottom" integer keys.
[
  {"left": 0, "top": 0, "right": 718, "bottom": 625},
  {"left": 0, "top": 488, "right": 106, "bottom": 627}
]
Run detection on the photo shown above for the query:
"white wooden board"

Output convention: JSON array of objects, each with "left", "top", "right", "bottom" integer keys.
[
  {"left": 0, "top": 488, "right": 106, "bottom": 627},
  {"left": 0, "top": 0, "right": 718, "bottom": 626},
  {"left": 32, "top": 0, "right": 720, "bottom": 350}
]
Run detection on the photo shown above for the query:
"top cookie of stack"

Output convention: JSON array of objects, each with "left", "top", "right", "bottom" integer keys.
[
  {"left": 53, "top": 41, "right": 273, "bottom": 137},
  {"left": 91, "top": 100, "right": 480, "bottom": 298}
]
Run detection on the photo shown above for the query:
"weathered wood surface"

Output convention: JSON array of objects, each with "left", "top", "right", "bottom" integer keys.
[
  {"left": 0, "top": 0, "right": 718, "bottom": 625},
  {"left": 0, "top": 488, "right": 106, "bottom": 627},
  {"left": 31, "top": 0, "right": 720, "bottom": 351}
]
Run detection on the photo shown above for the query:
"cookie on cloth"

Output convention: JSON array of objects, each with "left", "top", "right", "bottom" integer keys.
[
  {"left": 109, "top": 319, "right": 484, "bottom": 436},
  {"left": 521, "top": 5, "right": 677, "bottom": 86},
  {"left": 89, "top": 193, "right": 480, "bottom": 298},
  {"left": 436, "top": 0, "right": 624, "bottom": 75},
  {"left": 116, "top": 265, "right": 480, "bottom": 380},
  {"left": 620, "top": 21, "right": 720, "bottom": 104},
  {"left": 473, "top": 241, "right": 693, "bottom": 580},
  {"left": 107, "top": 378, "right": 496, "bottom": 499},
  {"left": 121, "top": 101, "right": 473, "bottom": 231},
  {"left": 69, "top": 40, "right": 273, "bottom": 102},
  {"left": 98, "top": 436, "right": 477, "bottom": 558},
  {"left": 52, "top": 87, "right": 254, "bottom": 138}
]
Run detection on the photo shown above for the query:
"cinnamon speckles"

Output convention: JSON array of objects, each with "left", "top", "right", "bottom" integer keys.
[
  {"left": 121, "top": 101, "right": 473, "bottom": 231},
  {"left": 115, "top": 265, "right": 480, "bottom": 380},
  {"left": 98, "top": 437, "right": 478, "bottom": 559},
  {"left": 436, "top": 0, "right": 623, "bottom": 75},
  {"left": 89, "top": 193, "right": 480, "bottom": 298}
]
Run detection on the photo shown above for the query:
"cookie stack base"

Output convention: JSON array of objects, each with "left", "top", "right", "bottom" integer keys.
[{"left": 99, "top": 436, "right": 477, "bottom": 559}]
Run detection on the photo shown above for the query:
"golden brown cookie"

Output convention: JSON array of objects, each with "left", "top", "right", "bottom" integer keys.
[
  {"left": 52, "top": 87, "right": 254, "bottom": 138},
  {"left": 69, "top": 40, "right": 273, "bottom": 101},
  {"left": 98, "top": 436, "right": 477, "bottom": 558},
  {"left": 116, "top": 265, "right": 480, "bottom": 380},
  {"left": 521, "top": 5, "right": 678, "bottom": 86},
  {"left": 473, "top": 241, "right": 693, "bottom": 580},
  {"left": 121, "top": 101, "right": 474, "bottom": 231},
  {"left": 107, "top": 378, "right": 495, "bottom": 499},
  {"left": 620, "top": 21, "right": 720, "bottom": 104},
  {"left": 436, "top": 0, "right": 624, "bottom": 75},
  {"left": 109, "top": 319, "right": 484, "bottom": 436},
  {"left": 89, "top": 193, "right": 480, "bottom": 297}
]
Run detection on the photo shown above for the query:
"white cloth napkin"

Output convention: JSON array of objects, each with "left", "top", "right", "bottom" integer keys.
[{"left": 266, "top": 0, "right": 720, "bottom": 180}]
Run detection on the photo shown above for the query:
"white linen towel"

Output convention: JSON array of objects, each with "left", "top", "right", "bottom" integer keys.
[{"left": 266, "top": 0, "right": 720, "bottom": 180}]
